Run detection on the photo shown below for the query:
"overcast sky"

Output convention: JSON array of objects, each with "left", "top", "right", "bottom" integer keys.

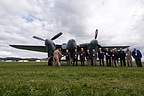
[{"left": 0, "top": 0, "right": 144, "bottom": 60}]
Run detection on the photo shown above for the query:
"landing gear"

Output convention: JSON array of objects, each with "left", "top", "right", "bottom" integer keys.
[{"left": 48, "top": 57, "right": 53, "bottom": 66}]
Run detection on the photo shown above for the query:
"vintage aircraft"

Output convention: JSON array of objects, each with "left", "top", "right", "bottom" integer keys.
[
  {"left": 10, "top": 29, "right": 129, "bottom": 65},
  {"left": 10, "top": 32, "right": 79, "bottom": 65}
]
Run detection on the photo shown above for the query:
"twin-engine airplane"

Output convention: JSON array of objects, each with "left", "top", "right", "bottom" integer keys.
[{"left": 10, "top": 29, "right": 129, "bottom": 65}]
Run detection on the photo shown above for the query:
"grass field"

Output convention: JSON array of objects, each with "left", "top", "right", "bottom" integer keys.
[{"left": 0, "top": 62, "right": 144, "bottom": 96}]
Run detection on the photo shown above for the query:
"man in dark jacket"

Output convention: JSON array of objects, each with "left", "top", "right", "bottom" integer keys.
[
  {"left": 132, "top": 48, "right": 142, "bottom": 67},
  {"left": 119, "top": 48, "right": 126, "bottom": 66},
  {"left": 111, "top": 48, "right": 119, "bottom": 67},
  {"left": 73, "top": 49, "right": 79, "bottom": 66},
  {"left": 65, "top": 49, "right": 71, "bottom": 65},
  {"left": 105, "top": 48, "right": 112, "bottom": 67},
  {"left": 98, "top": 48, "right": 105, "bottom": 66}
]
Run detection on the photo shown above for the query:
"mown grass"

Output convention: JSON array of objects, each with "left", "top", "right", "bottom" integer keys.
[{"left": 0, "top": 62, "right": 144, "bottom": 96}]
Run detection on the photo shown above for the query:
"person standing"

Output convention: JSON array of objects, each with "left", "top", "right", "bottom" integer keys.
[
  {"left": 65, "top": 49, "right": 71, "bottom": 65},
  {"left": 105, "top": 48, "right": 112, "bottom": 67},
  {"left": 119, "top": 48, "right": 126, "bottom": 67},
  {"left": 114, "top": 48, "right": 119, "bottom": 67},
  {"left": 53, "top": 48, "right": 63, "bottom": 66},
  {"left": 80, "top": 48, "right": 86, "bottom": 66},
  {"left": 132, "top": 48, "right": 142, "bottom": 67},
  {"left": 111, "top": 49, "right": 118, "bottom": 67},
  {"left": 73, "top": 49, "right": 79, "bottom": 66},
  {"left": 111, "top": 49, "right": 115, "bottom": 67},
  {"left": 98, "top": 48, "right": 105, "bottom": 66},
  {"left": 91, "top": 49, "right": 97, "bottom": 66},
  {"left": 86, "top": 50, "right": 91, "bottom": 66},
  {"left": 126, "top": 48, "right": 132, "bottom": 67}
]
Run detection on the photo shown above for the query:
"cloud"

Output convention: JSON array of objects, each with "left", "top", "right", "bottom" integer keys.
[{"left": 0, "top": 0, "right": 144, "bottom": 61}]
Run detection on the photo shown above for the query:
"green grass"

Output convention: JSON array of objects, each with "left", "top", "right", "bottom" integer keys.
[{"left": 0, "top": 62, "right": 144, "bottom": 96}]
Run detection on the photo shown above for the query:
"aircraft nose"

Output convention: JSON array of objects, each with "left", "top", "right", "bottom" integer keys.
[
  {"left": 90, "top": 39, "right": 98, "bottom": 48},
  {"left": 91, "top": 39, "right": 98, "bottom": 45},
  {"left": 67, "top": 39, "right": 77, "bottom": 49},
  {"left": 70, "top": 39, "right": 75, "bottom": 42}
]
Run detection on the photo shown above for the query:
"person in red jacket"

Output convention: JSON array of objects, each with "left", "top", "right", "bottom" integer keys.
[{"left": 80, "top": 48, "right": 86, "bottom": 66}]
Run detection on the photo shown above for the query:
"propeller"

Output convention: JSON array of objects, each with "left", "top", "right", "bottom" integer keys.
[
  {"left": 33, "top": 32, "right": 63, "bottom": 41},
  {"left": 33, "top": 36, "right": 45, "bottom": 41},
  {"left": 95, "top": 29, "right": 102, "bottom": 48},
  {"left": 95, "top": 29, "right": 98, "bottom": 39},
  {"left": 51, "top": 32, "right": 63, "bottom": 40}
]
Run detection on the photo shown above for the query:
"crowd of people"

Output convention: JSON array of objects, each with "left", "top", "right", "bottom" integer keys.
[{"left": 52, "top": 47, "right": 142, "bottom": 67}]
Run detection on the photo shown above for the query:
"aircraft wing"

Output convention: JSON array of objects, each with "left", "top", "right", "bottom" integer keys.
[
  {"left": 79, "top": 43, "right": 129, "bottom": 50},
  {"left": 101, "top": 45, "right": 129, "bottom": 49},
  {"left": 9, "top": 45, "right": 62, "bottom": 53},
  {"left": 10, "top": 45, "right": 47, "bottom": 53}
]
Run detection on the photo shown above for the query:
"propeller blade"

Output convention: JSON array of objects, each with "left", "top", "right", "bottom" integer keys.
[
  {"left": 51, "top": 32, "right": 63, "bottom": 40},
  {"left": 95, "top": 29, "right": 98, "bottom": 39},
  {"left": 33, "top": 36, "right": 45, "bottom": 41}
]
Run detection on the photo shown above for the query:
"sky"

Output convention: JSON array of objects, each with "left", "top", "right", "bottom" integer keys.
[{"left": 0, "top": 0, "right": 144, "bottom": 60}]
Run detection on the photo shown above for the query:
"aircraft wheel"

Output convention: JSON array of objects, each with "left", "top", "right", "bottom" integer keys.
[{"left": 48, "top": 57, "right": 53, "bottom": 66}]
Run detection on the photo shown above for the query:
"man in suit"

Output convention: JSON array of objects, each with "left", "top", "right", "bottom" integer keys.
[
  {"left": 132, "top": 48, "right": 142, "bottom": 67},
  {"left": 111, "top": 48, "right": 118, "bottom": 67},
  {"left": 91, "top": 49, "right": 97, "bottom": 66},
  {"left": 126, "top": 48, "right": 132, "bottom": 67},
  {"left": 73, "top": 49, "right": 79, "bottom": 66},
  {"left": 98, "top": 48, "right": 105, "bottom": 66},
  {"left": 105, "top": 48, "right": 112, "bottom": 67},
  {"left": 119, "top": 48, "right": 126, "bottom": 67},
  {"left": 65, "top": 49, "right": 71, "bottom": 65}
]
